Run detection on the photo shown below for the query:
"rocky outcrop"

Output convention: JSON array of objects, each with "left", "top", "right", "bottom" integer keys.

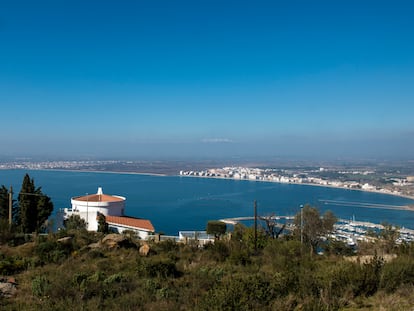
[
  {"left": 101, "top": 234, "right": 129, "bottom": 248},
  {"left": 0, "top": 277, "right": 17, "bottom": 298},
  {"left": 84, "top": 233, "right": 136, "bottom": 249}
]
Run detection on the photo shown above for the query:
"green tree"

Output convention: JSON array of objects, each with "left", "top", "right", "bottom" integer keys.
[
  {"left": 322, "top": 210, "right": 337, "bottom": 233},
  {"left": 241, "top": 226, "right": 268, "bottom": 251},
  {"left": 294, "top": 205, "right": 337, "bottom": 253},
  {"left": 0, "top": 185, "right": 18, "bottom": 243},
  {"left": 97, "top": 212, "right": 109, "bottom": 233},
  {"left": 16, "top": 174, "right": 54, "bottom": 233},
  {"left": 0, "top": 185, "right": 10, "bottom": 220},
  {"left": 380, "top": 222, "right": 400, "bottom": 254},
  {"left": 206, "top": 220, "right": 227, "bottom": 239},
  {"left": 64, "top": 214, "right": 87, "bottom": 231}
]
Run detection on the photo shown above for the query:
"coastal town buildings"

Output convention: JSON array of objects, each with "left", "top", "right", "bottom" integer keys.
[
  {"left": 179, "top": 166, "right": 412, "bottom": 197},
  {"left": 64, "top": 187, "right": 155, "bottom": 239}
]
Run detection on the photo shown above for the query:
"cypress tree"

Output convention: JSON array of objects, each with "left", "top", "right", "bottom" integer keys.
[
  {"left": 0, "top": 185, "right": 9, "bottom": 220},
  {"left": 36, "top": 193, "right": 53, "bottom": 232},
  {"left": 17, "top": 174, "right": 53, "bottom": 233}
]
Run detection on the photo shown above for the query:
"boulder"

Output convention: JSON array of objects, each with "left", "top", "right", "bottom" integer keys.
[
  {"left": 139, "top": 243, "right": 150, "bottom": 256},
  {"left": 57, "top": 236, "right": 73, "bottom": 245},
  {"left": 101, "top": 234, "right": 134, "bottom": 249},
  {"left": 0, "top": 278, "right": 17, "bottom": 298}
]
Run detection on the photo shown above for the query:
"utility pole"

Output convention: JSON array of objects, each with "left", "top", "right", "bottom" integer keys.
[
  {"left": 254, "top": 200, "right": 257, "bottom": 252},
  {"left": 86, "top": 193, "right": 89, "bottom": 230},
  {"left": 300, "top": 204, "right": 304, "bottom": 244},
  {"left": 8, "top": 186, "right": 13, "bottom": 225}
]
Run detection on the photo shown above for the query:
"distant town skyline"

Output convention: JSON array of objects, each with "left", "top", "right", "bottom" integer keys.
[{"left": 1, "top": 1, "right": 413, "bottom": 160}]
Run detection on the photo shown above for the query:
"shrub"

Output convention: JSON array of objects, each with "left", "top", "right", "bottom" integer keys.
[
  {"left": 322, "top": 239, "right": 355, "bottom": 256},
  {"left": 197, "top": 273, "right": 273, "bottom": 311},
  {"left": 152, "top": 239, "right": 179, "bottom": 254},
  {"left": 203, "top": 240, "right": 230, "bottom": 262},
  {"left": 0, "top": 255, "right": 27, "bottom": 275},
  {"left": 32, "top": 276, "right": 50, "bottom": 298},
  {"left": 380, "top": 256, "right": 414, "bottom": 292},
  {"left": 352, "top": 255, "right": 384, "bottom": 297},
  {"left": 263, "top": 239, "right": 303, "bottom": 271},
  {"left": 315, "top": 260, "right": 358, "bottom": 308},
  {"left": 35, "top": 240, "right": 71, "bottom": 264},
  {"left": 103, "top": 273, "right": 132, "bottom": 298},
  {"left": 138, "top": 258, "right": 181, "bottom": 278},
  {"left": 228, "top": 247, "right": 251, "bottom": 266},
  {"left": 72, "top": 272, "right": 88, "bottom": 289},
  {"left": 64, "top": 214, "right": 87, "bottom": 231},
  {"left": 104, "top": 273, "right": 126, "bottom": 285}
]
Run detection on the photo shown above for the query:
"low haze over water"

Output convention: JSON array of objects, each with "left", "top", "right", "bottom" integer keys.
[{"left": 2, "top": 170, "right": 414, "bottom": 235}]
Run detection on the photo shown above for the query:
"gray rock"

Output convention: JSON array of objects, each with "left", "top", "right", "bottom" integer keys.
[{"left": 0, "top": 281, "right": 17, "bottom": 298}]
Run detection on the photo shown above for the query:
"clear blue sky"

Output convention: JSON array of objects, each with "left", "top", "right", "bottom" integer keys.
[{"left": 1, "top": 0, "right": 413, "bottom": 160}]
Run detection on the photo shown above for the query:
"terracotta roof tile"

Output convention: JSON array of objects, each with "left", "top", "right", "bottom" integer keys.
[
  {"left": 106, "top": 215, "right": 155, "bottom": 232},
  {"left": 74, "top": 194, "right": 125, "bottom": 203}
]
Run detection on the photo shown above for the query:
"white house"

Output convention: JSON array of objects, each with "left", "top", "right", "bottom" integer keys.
[
  {"left": 64, "top": 187, "right": 155, "bottom": 239},
  {"left": 105, "top": 215, "right": 155, "bottom": 240}
]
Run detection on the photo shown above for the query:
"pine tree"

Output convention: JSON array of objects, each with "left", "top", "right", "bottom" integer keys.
[
  {"left": 16, "top": 174, "right": 54, "bottom": 233},
  {"left": 0, "top": 185, "right": 10, "bottom": 220}
]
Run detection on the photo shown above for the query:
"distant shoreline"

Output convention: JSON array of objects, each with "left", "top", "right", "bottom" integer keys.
[
  {"left": 61, "top": 169, "right": 168, "bottom": 177},
  {"left": 2, "top": 168, "right": 168, "bottom": 177}
]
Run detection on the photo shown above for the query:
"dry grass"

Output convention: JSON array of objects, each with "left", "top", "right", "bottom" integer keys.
[
  {"left": 344, "top": 254, "right": 397, "bottom": 264},
  {"left": 1, "top": 232, "right": 414, "bottom": 311},
  {"left": 341, "top": 286, "right": 414, "bottom": 311}
]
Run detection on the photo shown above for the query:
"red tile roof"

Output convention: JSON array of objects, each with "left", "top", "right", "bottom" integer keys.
[
  {"left": 74, "top": 194, "right": 125, "bottom": 203},
  {"left": 105, "top": 215, "right": 155, "bottom": 232}
]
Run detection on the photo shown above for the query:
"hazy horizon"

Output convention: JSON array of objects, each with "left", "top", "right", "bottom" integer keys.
[{"left": 1, "top": 1, "right": 413, "bottom": 161}]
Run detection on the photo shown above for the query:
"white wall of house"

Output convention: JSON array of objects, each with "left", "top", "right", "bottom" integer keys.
[
  {"left": 64, "top": 188, "right": 154, "bottom": 237},
  {"left": 70, "top": 198, "right": 125, "bottom": 216},
  {"left": 66, "top": 191, "right": 126, "bottom": 231},
  {"left": 107, "top": 223, "right": 153, "bottom": 240}
]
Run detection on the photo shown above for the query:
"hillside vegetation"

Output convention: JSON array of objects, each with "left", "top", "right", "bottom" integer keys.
[{"left": 1, "top": 221, "right": 414, "bottom": 311}]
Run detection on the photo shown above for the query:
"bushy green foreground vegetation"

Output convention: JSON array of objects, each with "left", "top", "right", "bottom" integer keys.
[{"left": 1, "top": 222, "right": 414, "bottom": 311}]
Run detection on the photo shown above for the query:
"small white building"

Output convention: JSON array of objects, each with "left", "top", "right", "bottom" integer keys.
[
  {"left": 64, "top": 187, "right": 155, "bottom": 239},
  {"left": 362, "top": 183, "right": 376, "bottom": 191}
]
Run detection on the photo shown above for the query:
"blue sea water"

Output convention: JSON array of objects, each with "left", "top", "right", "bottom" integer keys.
[{"left": 1, "top": 169, "right": 414, "bottom": 235}]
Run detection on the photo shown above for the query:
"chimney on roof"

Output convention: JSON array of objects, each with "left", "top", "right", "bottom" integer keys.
[{"left": 97, "top": 187, "right": 103, "bottom": 195}]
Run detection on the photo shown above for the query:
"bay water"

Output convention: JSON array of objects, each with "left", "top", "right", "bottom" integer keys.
[{"left": 1, "top": 169, "right": 414, "bottom": 235}]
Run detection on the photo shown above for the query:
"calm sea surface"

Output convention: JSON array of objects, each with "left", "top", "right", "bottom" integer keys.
[{"left": 1, "top": 169, "right": 414, "bottom": 235}]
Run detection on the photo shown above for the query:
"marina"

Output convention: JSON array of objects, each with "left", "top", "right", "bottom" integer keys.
[{"left": 219, "top": 215, "right": 414, "bottom": 247}]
